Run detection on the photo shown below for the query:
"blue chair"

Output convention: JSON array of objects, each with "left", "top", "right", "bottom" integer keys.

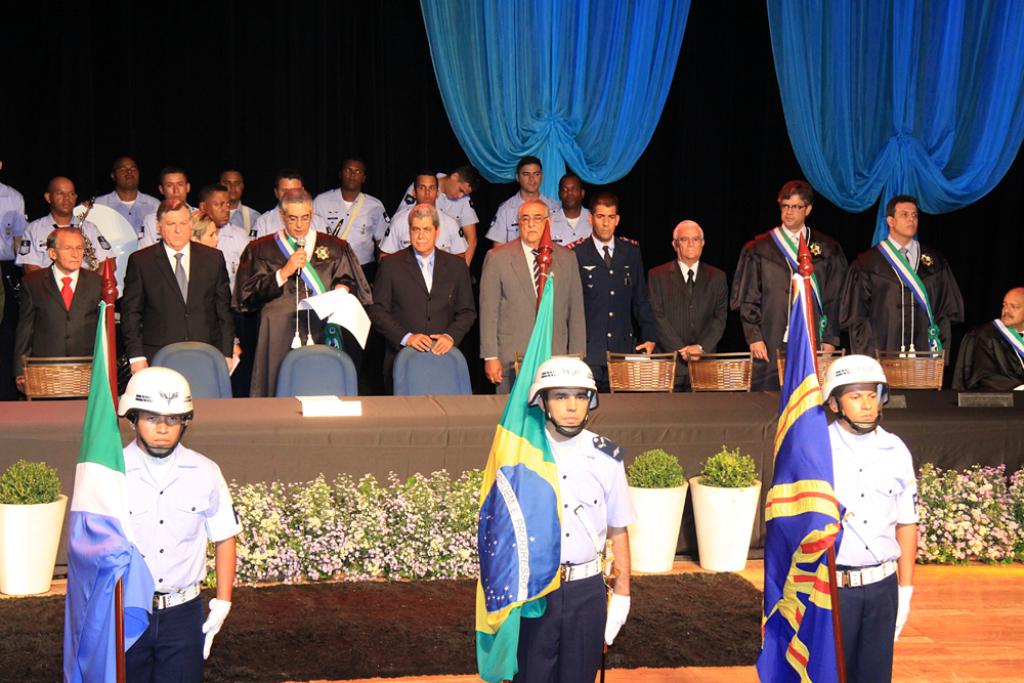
[
  {"left": 151, "top": 342, "right": 233, "bottom": 398},
  {"left": 275, "top": 345, "right": 358, "bottom": 397},
  {"left": 392, "top": 346, "right": 472, "bottom": 396}
]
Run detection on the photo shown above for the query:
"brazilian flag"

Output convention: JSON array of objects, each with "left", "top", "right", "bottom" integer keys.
[{"left": 475, "top": 274, "right": 562, "bottom": 682}]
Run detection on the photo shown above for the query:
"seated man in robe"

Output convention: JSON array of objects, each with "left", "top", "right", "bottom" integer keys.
[
  {"left": 235, "top": 190, "right": 372, "bottom": 396},
  {"left": 954, "top": 287, "right": 1024, "bottom": 391}
]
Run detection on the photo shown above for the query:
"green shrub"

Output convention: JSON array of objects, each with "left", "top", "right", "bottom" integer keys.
[
  {"left": 0, "top": 460, "right": 61, "bottom": 504},
  {"left": 699, "top": 446, "right": 757, "bottom": 488},
  {"left": 626, "top": 449, "right": 685, "bottom": 489}
]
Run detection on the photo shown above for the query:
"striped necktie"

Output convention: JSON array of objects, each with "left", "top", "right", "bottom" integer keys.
[{"left": 532, "top": 249, "right": 541, "bottom": 293}]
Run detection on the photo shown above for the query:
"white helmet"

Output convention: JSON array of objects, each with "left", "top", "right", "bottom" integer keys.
[
  {"left": 528, "top": 356, "right": 598, "bottom": 409},
  {"left": 118, "top": 366, "right": 194, "bottom": 417},
  {"left": 822, "top": 355, "right": 889, "bottom": 404}
]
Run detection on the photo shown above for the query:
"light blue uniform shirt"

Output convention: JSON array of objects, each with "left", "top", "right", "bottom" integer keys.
[
  {"left": 830, "top": 422, "right": 918, "bottom": 568},
  {"left": 252, "top": 207, "right": 329, "bottom": 242},
  {"left": 94, "top": 191, "right": 160, "bottom": 236},
  {"left": 16, "top": 215, "right": 116, "bottom": 269},
  {"left": 138, "top": 205, "right": 195, "bottom": 249},
  {"left": 0, "top": 181, "right": 28, "bottom": 262},
  {"left": 547, "top": 428, "right": 636, "bottom": 565},
  {"left": 216, "top": 224, "right": 249, "bottom": 295},
  {"left": 312, "top": 190, "right": 389, "bottom": 265},
  {"left": 124, "top": 441, "right": 241, "bottom": 591},
  {"left": 485, "top": 192, "right": 561, "bottom": 244},
  {"left": 551, "top": 206, "right": 592, "bottom": 246},
  {"left": 380, "top": 206, "right": 467, "bottom": 255},
  {"left": 228, "top": 204, "right": 260, "bottom": 239},
  {"left": 395, "top": 173, "right": 479, "bottom": 228}
]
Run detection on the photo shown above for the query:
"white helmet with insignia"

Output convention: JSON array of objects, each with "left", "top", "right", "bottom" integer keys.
[
  {"left": 119, "top": 366, "right": 194, "bottom": 417},
  {"left": 821, "top": 354, "right": 889, "bottom": 404},
  {"left": 528, "top": 356, "right": 598, "bottom": 409}
]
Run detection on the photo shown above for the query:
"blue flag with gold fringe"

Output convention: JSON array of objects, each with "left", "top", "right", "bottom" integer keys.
[
  {"left": 475, "top": 274, "right": 562, "bottom": 682},
  {"left": 757, "top": 259, "right": 844, "bottom": 681}
]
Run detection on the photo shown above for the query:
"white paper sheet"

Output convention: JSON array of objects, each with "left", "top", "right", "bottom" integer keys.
[
  {"left": 297, "top": 288, "right": 371, "bottom": 348},
  {"left": 296, "top": 395, "right": 363, "bottom": 417}
]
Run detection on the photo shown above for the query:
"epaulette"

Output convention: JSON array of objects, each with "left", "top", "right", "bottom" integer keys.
[
  {"left": 567, "top": 237, "right": 588, "bottom": 250},
  {"left": 616, "top": 235, "right": 639, "bottom": 246},
  {"left": 592, "top": 435, "right": 623, "bottom": 461}
]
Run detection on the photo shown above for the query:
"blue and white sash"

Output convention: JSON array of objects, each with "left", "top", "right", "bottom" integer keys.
[
  {"left": 770, "top": 228, "right": 827, "bottom": 335},
  {"left": 877, "top": 239, "right": 942, "bottom": 352},
  {"left": 993, "top": 319, "right": 1024, "bottom": 363},
  {"left": 275, "top": 231, "right": 326, "bottom": 295}
]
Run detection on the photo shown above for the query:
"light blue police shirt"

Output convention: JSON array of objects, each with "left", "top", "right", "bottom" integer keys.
[
  {"left": 311, "top": 190, "right": 389, "bottom": 265},
  {"left": 830, "top": 422, "right": 918, "bottom": 568},
  {"left": 124, "top": 441, "right": 241, "bottom": 591},
  {"left": 485, "top": 192, "right": 561, "bottom": 244},
  {"left": 547, "top": 428, "right": 636, "bottom": 565}
]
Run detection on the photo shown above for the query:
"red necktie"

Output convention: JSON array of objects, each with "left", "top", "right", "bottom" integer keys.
[{"left": 61, "top": 276, "right": 73, "bottom": 311}]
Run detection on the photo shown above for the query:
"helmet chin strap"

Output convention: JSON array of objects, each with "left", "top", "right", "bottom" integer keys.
[
  {"left": 541, "top": 397, "right": 591, "bottom": 438},
  {"left": 837, "top": 406, "right": 881, "bottom": 435},
  {"left": 132, "top": 416, "right": 189, "bottom": 458}
]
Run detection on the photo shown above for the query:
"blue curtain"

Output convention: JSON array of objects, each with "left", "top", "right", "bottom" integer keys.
[
  {"left": 768, "top": 0, "right": 1024, "bottom": 244},
  {"left": 420, "top": 0, "right": 689, "bottom": 198}
]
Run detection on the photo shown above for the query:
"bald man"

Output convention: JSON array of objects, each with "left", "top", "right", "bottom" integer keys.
[
  {"left": 954, "top": 287, "right": 1024, "bottom": 391},
  {"left": 16, "top": 177, "right": 116, "bottom": 272},
  {"left": 647, "top": 220, "right": 728, "bottom": 390}
]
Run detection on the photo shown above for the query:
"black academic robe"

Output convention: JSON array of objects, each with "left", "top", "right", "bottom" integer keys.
[
  {"left": 953, "top": 322, "right": 1024, "bottom": 391},
  {"left": 235, "top": 233, "right": 372, "bottom": 396},
  {"left": 840, "top": 244, "right": 964, "bottom": 358},
  {"left": 730, "top": 228, "right": 847, "bottom": 390}
]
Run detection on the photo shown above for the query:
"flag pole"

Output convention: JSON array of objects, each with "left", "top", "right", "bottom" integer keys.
[
  {"left": 535, "top": 219, "right": 554, "bottom": 314},
  {"left": 797, "top": 238, "right": 847, "bottom": 683},
  {"left": 100, "top": 257, "right": 127, "bottom": 683}
]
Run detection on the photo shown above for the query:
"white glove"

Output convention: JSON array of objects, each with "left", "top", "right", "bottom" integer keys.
[
  {"left": 202, "top": 598, "right": 232, "bottom": 659},
  {"left": 604, "top": 593, "right": 631, "bottom": 646},
  {"left": 894, "top": 585, "right": 913, "bottom": 641}
]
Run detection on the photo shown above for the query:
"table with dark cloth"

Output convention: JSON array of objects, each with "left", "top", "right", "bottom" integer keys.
[{"left": 4, "top": 391, "right": 1022, "bottom": 566}]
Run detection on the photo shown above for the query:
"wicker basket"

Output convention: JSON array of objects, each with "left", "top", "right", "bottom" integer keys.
[
  {"left": 688, "top": 352, "right": 753, "bottom": 392},
  {"left": 876, "top": 350, "right": 945, "bottom": 390},
  {"left": 606, "top": 352, "right": 676, "bottom": 393},
  {"left": 777, "top": 348, "right": 847, "bottom": 386},
  {"left": 22, "top": 355, "right": 93, "bottom": 400}
]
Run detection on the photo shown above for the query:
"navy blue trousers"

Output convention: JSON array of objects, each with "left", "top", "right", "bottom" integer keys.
[
  {"left": 126, "top": 595, "right": 204, "bottom": 683},
  {"left": 838, "top": 572, "right": 898, "bottom": 683},
  {"left": 514, "top": 574, "right": 606, "bottom": 683}
]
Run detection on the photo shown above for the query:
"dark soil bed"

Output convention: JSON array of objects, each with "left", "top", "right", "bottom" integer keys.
[{"left": 0, "top": 573, "right": 761, "bottom": 682}]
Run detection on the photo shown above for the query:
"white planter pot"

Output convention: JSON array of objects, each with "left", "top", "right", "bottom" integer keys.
[
  {"left": 689, "top": 477, "right": 761, "bottom": 572},
  {"left": 0, "top": 494, "right": 68, "bottom": 595},
  {"left": 627, "top": 483, "right": 688, "bottom": 573}
]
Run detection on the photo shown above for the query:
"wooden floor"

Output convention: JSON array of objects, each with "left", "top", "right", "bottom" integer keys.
[{"left": 307, "top": 561, "right": 1024, "bottom": 683}]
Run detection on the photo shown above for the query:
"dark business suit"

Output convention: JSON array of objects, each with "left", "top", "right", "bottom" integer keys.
[
  {"left": 121, "top": 242, "right": 234, "bottom": 360},
  {"left": 369, "top": 247, "right": 477, "bottom": 379},
  {"left": 647, "top": 260, "right": 728, "bottom": 390},
  {"left": 13, "top": 267, "right": 102, "bottom": 376}
]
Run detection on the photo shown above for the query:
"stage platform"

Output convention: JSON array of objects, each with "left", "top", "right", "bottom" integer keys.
[{"left": 4, "top": 390, "right": 1022, "bottom": 564}]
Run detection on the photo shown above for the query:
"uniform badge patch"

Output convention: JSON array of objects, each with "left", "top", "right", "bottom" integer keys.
[
  {"left": 592, "top": 435, "right": 623, "bottom": 461},
  {"left": 18, "top": 239, "right": 30, "bottom": 255},
  {"left": 98, "top": 235, "right": 112, "bottom": 250}
]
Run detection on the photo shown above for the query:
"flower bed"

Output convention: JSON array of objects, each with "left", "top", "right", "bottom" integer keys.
[
  {"left": 213, "top": 463, "right": 1024, "bottom": 585},
  {"left": 215, "top": 469, "right": 482, "bottom": 585},
  {"left": 916, "top": 463, "right": 1024, "bottom": 563}
]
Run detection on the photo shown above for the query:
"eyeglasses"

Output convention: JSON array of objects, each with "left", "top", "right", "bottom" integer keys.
[
  {"left": 780, "top": 203, "right": 808, "bottom": 211},
  {"left": 673, "top": 237, "right": 703, "bottom": 244},
  {"left": 54, "top": 245, "right": 85, "bottom": 253},
  {"left": 520, "top": 215, "right": 549, "bottom": 225},
  {"left": 140, "top": 413, "right": 185, "bottom": 427}
]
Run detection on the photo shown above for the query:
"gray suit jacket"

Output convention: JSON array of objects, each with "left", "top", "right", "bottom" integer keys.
[{"left": 479, "top": 240, "right": 586, "bottom": 390}]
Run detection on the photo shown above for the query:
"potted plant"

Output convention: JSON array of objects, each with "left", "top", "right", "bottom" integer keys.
[
  {"left": 690, "top": 446, "right": 761, "bottom": 572},
  {"left": 0, "top": 460, "right": 67, "bottom": 595},
  {"left": 626, "top": 449, "right": 687, "bottom": 573}
]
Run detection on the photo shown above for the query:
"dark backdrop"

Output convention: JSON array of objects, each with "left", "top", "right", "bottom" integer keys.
[{"left": 3, "top": 0, "right": 1021, "bottom": 366}]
